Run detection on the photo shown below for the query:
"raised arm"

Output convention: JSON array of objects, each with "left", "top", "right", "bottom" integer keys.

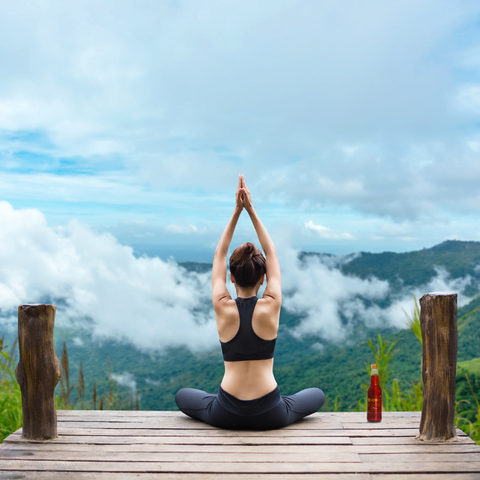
[
  {"left": 239, "top": 175, "right": 281, "bottom": 304},
  {"left": 212, "top": 177, "right": 244, "bottom": 305}
]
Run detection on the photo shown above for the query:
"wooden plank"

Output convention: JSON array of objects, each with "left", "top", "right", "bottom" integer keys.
[
  {"left": 313, "top": 412, "right": 420, "bottom": 418},
  {"left": 2, "top": 443, "right": 479, "bottom": 454},
  {"left": 53, "top": 417, "right": 416, "bottom": 426},
  {"left": 1, "top": 460, "right": 480, "bottom": 473},
  {"left": 342, "top": 423, "right": 420, "bottom": 429},
  {"left": 55, "top": 420, "right": 348, "bottom": 430},
  {"left": 56, "top": 417, "right": 352, "bottom": 428},
  {"left": 53, "top": 420, "right": 344, "bottom": 430},
  {"left": 352, "top": 436, "right": 476, "bottom": 445},
  {"left": 14, "top": 419, "right": 344, "bottom": 435},
  {"left": 0, "top": 450, "right": 361, "bottom": 463},
  {"left": 337, "top": 416, "right": 422, "bottom": 423},
  {"left": 3, "top": 434, "right": 352, "bottom": 445},
  {"left": 57, "top": 417, "right": 188, "bottom": 423},
  {"left": 55, "top": 419, "right": 423, "bottom": 430},
  {"left": 54, "top": 411, "right": 420, "bottom": 420},
  {"left": 52, "top": 419, "right": 421, "bottom": 429},
  {"left": 4, "top": 469, "right": 476, "bottom": 479},
  {"left": 0, "top": 472, "right": 373, "bottom": 480},
  {"left": 357, "top": 444, "right": 480, "bottom": 454},
  {"left": 360, "top": 453, "right": 480, "bottom": 463},
  {"left": 10, "top": 427, "right": 427, "bottom": 437},
  {"left": 2, "top": 444, "right": 352, "bottom": 453},
  {"left": 56, "top": 411, "right": 184, "bottom": 417},
  {"left": 354, "top": 412, "right": 420, "bottom": 417},
  {"left": 371, "top": 475, "right": 480, "bottom": 480},
  {"left": 56, "top": 411, "right": 305, "bottom": 418}
]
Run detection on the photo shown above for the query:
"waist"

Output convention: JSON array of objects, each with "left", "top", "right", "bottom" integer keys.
[
  {"left": 217, "top": 385, "right": 281, "bottom": 416},
  {"left": 221, "top": 359, "right": 276, "bottom": 399},
  {"left": 223, "top": 358, "right": 274, "bottom": 379}
]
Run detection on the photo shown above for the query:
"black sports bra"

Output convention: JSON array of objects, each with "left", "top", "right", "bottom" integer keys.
[{"left": 220, "top": 296, "right": 277, "bottom": 362}]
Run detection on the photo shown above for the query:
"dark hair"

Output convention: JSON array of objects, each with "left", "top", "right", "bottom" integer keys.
[{"left": 229, "top": 242, "right": 266, "bottom": 288}]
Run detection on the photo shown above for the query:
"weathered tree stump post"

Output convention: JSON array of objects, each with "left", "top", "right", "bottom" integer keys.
[
  {"left": 15, "top": 304, "right": 61, "bottom": 440},
  {"left": 417, "top": 292, "right": 457, "bottom": 442}
]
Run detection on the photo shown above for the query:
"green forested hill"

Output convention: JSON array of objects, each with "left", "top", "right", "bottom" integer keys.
[
  {"left": 48, "top": 293, "right": 480, "bottom": 413},
  {"left": 3, "top": 240, "right": 480, "bottom": 412},
  {"left": 304, "top": 240, "right": 480, "bottom": 294}
]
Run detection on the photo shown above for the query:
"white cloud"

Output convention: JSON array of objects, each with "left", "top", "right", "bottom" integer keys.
[
  {"left": 1, "top": 0, "right": 480, "bottom": 226},
  {"left": 279, "top": 246, "right": 476, "bottom": 341},
  {"left": 112, "top": 372, "right": 137, "bottom": 392},
  {"left": 280, "top": 247, "right": 390, "bottom": 340},
  {"left": 0, "top": 202, "right": 476, "bottom": 353},
  {"left": 145, "top": 378, "right": 161, "bottom": 386},
  {"left": 165, "top": 224, "right": 199, "bottom": 235},
  {"left": 0, "top": 201, "right": 217, "bottom": 352},
  {"left": 381, "top": 268, "right": 474, "bottom": 331},
  {"left": 304, "top": 221, "right": 354, "bottom": 240}
]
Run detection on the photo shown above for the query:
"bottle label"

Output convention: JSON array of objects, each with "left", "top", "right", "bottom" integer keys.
[{"left": 367, "top": 397, "right": 381, "bottom": 411}]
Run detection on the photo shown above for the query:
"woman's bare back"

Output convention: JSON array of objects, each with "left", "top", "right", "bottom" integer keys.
[{"left": 217, "top": 297, "right": 279, "bottom": 399}]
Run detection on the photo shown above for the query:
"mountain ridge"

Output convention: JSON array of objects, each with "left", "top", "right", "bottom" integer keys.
[{"left": 2, "top": 240, "right": 479, "bottom": 413}]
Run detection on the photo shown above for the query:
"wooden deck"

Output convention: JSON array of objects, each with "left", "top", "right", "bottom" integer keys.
[{"left": 1, "top": 410, "right": 480, "bottom": 479}]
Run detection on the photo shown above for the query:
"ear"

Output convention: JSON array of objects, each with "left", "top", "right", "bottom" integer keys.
[
  {"left": 230, "top": 272, "right": 235, "bottom": 284},
  {"left": 259, "top": 274, "right": 265, "bottom": 286}
]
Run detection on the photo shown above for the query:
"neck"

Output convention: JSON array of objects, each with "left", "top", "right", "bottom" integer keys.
[{"left": 236, "top": 287, "right": 258, "bottom": 298}]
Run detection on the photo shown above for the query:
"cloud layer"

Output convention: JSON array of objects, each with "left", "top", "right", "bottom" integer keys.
[
  {"left": 0, "top": 202, "right": 216, "bottom": 352},
  {"left": 281, "top": 250, "right": 475, "bottom": 342},
  {"left": 1, "top": 0, "right": 480, "bottom": 241},
  {"left": 0, "top": 203, "right": 475, "bottom": 352}
]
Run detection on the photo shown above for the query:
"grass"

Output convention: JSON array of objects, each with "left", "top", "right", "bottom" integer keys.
[
  {"left": 57, "top": 341, "right": 139, "bottom": 411},
  {"left": 458, "top": 357, "right": 480, "bottom": 376},
  {"left": 455, "top": 372, "right": 480, "bottom": 445},
  {"left": 0, "top": 338, "right": 139, "bottom": 443},
  {"left": 0, "top": 338, "right": 22, "bottom": 443}
]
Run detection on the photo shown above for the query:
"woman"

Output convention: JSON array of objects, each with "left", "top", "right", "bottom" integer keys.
[{"left": 175, "top": 175, "right": 325, "bottom": 430}]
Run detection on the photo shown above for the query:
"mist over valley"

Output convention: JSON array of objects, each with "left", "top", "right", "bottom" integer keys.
[{"left": 1, "top": 200, "right": 479, "bottom": 411}]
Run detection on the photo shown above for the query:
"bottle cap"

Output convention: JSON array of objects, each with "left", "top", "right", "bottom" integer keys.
[{"left": 371, "top": 364, "right": 378, "bottom": 368}]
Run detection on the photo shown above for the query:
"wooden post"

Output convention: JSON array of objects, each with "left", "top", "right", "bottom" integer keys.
[
  {"left": 15, "top": 304, "right": 61, "bottom": 440},
  {"left": 417, "top": 292, "right": 457, "bottom": 442}
]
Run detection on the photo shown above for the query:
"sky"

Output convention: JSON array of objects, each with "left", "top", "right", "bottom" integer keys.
[
  {"left": 1, "top": 1, "right": 480, "bottom": 353},
  {"left": 1, "top": 0, "right": 480, "bottom": 262}
]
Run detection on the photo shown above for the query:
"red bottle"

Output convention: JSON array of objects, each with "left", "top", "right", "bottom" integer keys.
[{"left": 367, "top": 363, "right": 382, "bottom": 422}]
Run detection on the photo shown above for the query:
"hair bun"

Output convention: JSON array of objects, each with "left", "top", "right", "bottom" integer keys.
[{"left": 238, "top": 242, "right": 255, "bottom": 261}]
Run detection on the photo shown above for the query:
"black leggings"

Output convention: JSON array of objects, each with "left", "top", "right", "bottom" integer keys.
[{"left": 175, "top": 385, "right": 325, "bottom": 430}]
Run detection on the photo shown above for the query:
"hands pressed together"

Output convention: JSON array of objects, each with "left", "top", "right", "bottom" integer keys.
[{"left": 235, "top": 174, "right": 253, "bottom": 213}]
